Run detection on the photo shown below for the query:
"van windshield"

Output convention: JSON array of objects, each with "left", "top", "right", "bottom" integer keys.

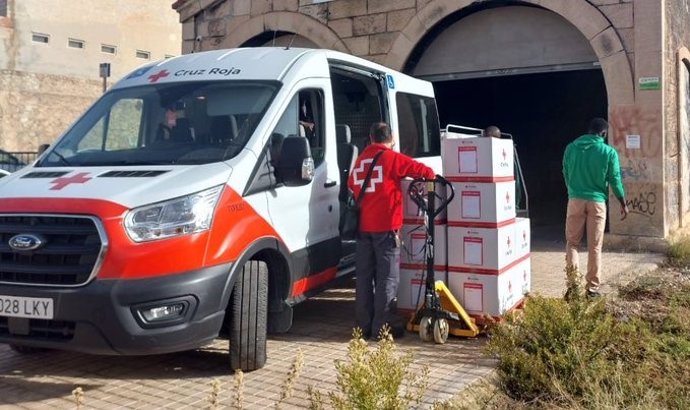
[{"left": 39, "top": 81, "right": 279, "bottom": 167}]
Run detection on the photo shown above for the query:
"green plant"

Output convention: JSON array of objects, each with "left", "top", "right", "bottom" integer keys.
[
  {"left": 487, "top": 291, "right": 657, "bottom": 408},
  {"left": 309, "top": 327, "right": 429, "bottom": 410},
  {"left": 667, "top": 235, "right": 690, "bottom": 267}
]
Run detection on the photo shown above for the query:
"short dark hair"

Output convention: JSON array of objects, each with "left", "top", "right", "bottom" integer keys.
[
  {"left": 369, "top": 122, "right": 393, "bottom": 143},
  {"left": 483, "top": 125, "right": 501, "bottom": 138},
  {"left": 588, "top": 118, "right": 609, "bottom": 135}
]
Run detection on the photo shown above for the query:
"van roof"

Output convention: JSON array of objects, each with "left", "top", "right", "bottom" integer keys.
[{"left": 112, "top": 47, "right": 395, "bottom": 89}]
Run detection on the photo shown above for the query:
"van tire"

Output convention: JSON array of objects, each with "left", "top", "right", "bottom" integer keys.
[{"left": 228, "top": 260, "right": 268, "bottom": 372}]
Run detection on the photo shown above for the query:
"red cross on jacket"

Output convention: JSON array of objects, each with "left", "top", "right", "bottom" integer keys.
[{"left": 348, "top": 144, "right": 435, "bottom": 232}]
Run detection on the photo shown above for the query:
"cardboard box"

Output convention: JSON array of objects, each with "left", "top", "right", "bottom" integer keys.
[
  {"left": 401, "top": 223, "right": 447, "bottom": 266},
  {"left": 447, "top": 224, "right": 517, "bottom": 271},
  {"left": 401, "top": 179, "right": 447, "bottom": 221},
  {"left": 442, "top": 136, "right": 514, "bottom": 179},
  {"left": 446, "top": 181, "right": 516, "bottom": 226},
  {"left": 397, "top": 268, "right": 448, "bottom": 312},
  {"left": 514, "top": 218, "right": 531, "bottom": 260},
  {"left": 447, "top": 257, "right": 530, "bottom": 317}
]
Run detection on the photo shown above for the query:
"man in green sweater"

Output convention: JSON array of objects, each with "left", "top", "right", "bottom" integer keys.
[{"left": 562, "top": 118, "right": 629, "bottom": 297}]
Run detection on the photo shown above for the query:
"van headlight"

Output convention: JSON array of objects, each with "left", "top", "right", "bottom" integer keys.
[{"left": 124, "top": 186, "right": 223, "bottom": 242}]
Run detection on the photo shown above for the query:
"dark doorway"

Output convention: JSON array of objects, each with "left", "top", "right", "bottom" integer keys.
[{"left": 432, "top": 69, "right": 608, "bottom": 229}]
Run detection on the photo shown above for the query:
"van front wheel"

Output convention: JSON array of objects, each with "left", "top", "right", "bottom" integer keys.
[{"left": 228, "top": 260, "right": 268, "bottom": 372}]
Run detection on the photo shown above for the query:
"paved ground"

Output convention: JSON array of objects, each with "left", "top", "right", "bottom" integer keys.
[{"left": 0, "top": 227, "right": 665, "bottom": 409}]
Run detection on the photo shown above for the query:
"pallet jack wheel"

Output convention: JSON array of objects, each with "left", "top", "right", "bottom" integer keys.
[
  {"left": 419, "top": 316, "right": 433, "bottom": 342},
  {"left": 433, "top": 318, "right": 449, "bottom": 344}
]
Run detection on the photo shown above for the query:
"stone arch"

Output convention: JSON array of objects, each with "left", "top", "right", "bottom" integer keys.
[
  {"left": 216, "top": 12, "right": 349, "bottom": 53},
  {"left": 385, "top": 0, "right": 634, "bottom": 106}
]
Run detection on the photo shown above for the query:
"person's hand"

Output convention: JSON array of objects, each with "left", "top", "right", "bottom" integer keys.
[
  {"left": 299, "top": 120, "right": 314, "bottom": 131},
  {"left": 619, "top": 198, "right": 629, "bottom": 220}
]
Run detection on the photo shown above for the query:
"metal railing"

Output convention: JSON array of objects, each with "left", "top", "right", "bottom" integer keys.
[{"left": 1, "top": 151, "right": 39, "bottom": 173}]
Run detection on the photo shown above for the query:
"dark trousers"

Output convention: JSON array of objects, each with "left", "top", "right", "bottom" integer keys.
[{"left": 355, "top": 231, "right": 401, "bottom": 337}]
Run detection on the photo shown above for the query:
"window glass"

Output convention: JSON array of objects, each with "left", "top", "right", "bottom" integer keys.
[
  {"left": 136, "top": 50, "right": 151, "bottom": 59},
  {"left": 41, "top": 81, "right": 279, "bottom": 167},
  {"left": 68, "top": 39, "right": 85, "bottom": 49},
  {"left": 32, "top": 33, "right": 49, "bottom": 44},
  {"left": 0, "top": 0, "right": 7, "bottom": 17},
  {"left": 269, "top": 89, "right": 325, "bottom": 167},
  {"left": 101, "top": 44, "right": 117, "bottom": 54},
  {"left": 396, "top": 93, "right": 441, "bottom": 158}
]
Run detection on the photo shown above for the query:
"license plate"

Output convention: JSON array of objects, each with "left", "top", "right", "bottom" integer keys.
[{"left": 0, "top": 295, "right": 54, "bottom": 319}]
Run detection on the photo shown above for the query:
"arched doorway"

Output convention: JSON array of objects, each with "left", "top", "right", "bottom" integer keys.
[{"left": 405, "top": 4, "right": 608, "bottom": 233}]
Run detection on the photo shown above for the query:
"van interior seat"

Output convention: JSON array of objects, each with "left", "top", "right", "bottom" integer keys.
[
  {"left": 336, "top": 124, "right": 358, "bottom": 202},
  {"left": 209, "top": 115, "right": 238, "bottom": 144}
]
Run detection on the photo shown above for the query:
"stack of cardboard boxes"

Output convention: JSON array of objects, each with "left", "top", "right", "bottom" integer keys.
[{"left": 443, "top": 134, "right": 531, "bottom": 319}]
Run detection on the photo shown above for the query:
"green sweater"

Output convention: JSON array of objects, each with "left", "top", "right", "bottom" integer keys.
[{"left": 562, "top": 134, "right": 625, "bottom": 203}]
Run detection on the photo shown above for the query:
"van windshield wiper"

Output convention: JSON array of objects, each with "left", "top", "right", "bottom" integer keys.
[{"left": 47, "top": 150, "right": 72, "bottom": 166}]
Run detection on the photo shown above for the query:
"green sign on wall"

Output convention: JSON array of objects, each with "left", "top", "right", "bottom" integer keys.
[{"left": 639, "top": 77, "right": 661, "bottom": 90}]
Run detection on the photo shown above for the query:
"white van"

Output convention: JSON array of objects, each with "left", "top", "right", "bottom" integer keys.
[{"left": 0, "top": 48, "right": 441, "bottom": 371}]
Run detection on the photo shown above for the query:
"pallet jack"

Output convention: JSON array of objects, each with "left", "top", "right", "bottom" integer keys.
[{"left": 405, "top": 176, "right": 481, "bottom": 343}]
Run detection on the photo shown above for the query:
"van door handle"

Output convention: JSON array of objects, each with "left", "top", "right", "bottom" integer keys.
[{"left": 324, "top": 180, "right": 337, "bottom": 188}]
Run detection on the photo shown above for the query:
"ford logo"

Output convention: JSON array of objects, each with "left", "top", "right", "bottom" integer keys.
[{"left": 8, "top": 234, "right": 45, "bottom": 252}]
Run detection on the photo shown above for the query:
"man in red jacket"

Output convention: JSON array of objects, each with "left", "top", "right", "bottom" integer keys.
[{"left": 348, "top": 122, "right": 436, "bottom": 339}]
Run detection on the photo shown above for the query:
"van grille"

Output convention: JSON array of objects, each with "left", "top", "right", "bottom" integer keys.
[{"left": 0, "top": 215, "right": 105, "bottom": 286}]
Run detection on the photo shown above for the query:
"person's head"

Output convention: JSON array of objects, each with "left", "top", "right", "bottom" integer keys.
[
  {"left": 369, "top": 122, "right": 394, "bottom": 147},
  {"left": 588, "top": 117, "right": 609, "bottom": 137},
  {"left": 483, "top": 125, "right": 501, "bottom": 138}
]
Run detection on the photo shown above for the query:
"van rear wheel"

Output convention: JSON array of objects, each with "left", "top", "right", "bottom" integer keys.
[{"left": 228, "top": 260, "right": 268, "bottom": 372}]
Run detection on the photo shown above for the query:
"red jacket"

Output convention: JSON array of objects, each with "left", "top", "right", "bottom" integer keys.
[{"left": 348, "top": 144, "right": 435, "bottom": 232}]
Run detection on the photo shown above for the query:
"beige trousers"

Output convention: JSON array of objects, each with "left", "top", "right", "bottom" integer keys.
[{"left": 565, "top": 199, "right": 607, "bottom": 292}]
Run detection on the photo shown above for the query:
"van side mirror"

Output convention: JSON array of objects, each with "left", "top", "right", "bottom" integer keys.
[
  {"left": 276, "top": 136, "right": 314, "bottom": 186},
  {"left": 37, "top": 144, "right": 50, "bottom": 155}
]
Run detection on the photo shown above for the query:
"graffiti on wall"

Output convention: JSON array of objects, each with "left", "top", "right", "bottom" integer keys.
[
  {"left": 610, "top": 106, "right": 663, "bottom": 158},
  {"left": 620, "top": 158, "right": 650, "bottom": 181},
  {"left": 625, "top": 189, "right": 657, "bottom": 218}
]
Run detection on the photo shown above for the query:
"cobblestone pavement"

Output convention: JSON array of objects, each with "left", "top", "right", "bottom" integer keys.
[{"left": 0, "top": 228, "right": 664, "bottom": 409}]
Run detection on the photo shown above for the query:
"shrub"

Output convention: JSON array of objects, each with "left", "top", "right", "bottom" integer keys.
[
  {"left": 487, "top": 275, "right": 658, "bottom": 408},
  {"left": 309, "top": 328, "right": 429, "bottom": 410},
  {"left": 667, "top": 235, "right": 690, "bottom": 267},
  {"left": 486, "top": 267, "right": 690, "bottom": 409}
]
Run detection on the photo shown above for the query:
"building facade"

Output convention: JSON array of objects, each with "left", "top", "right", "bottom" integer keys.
[
  {"left": 0, "top": 0, "right": 181, "bottom": 152},
  {"left": 174, "top": 0, "right": 688, "bottom": 242}
]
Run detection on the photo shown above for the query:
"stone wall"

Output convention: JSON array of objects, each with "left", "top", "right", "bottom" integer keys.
[
  {"left": 664, "top": 0, "right": 690, "bottom": 232},
  {"left": 0, "top": 70, "right": 102, "bottom": 151}
]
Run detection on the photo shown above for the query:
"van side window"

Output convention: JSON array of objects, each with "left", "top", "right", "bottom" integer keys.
[
  {"left": 79, "top": 98, "right": 144, "bottom": 152},
  {"left": 396, "top": 93, "right": 441, "bottom": 158},
  {"left": 269, "top": 89, "right": 325, "bottom": 167}
]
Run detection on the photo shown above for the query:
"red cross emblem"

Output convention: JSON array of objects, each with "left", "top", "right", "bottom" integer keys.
[
  {"left": 50, "top": 172, "right": 92, "bottom": 190},
  {"left": 148, "top": 70, "right": 170, "bottom": 83}
]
